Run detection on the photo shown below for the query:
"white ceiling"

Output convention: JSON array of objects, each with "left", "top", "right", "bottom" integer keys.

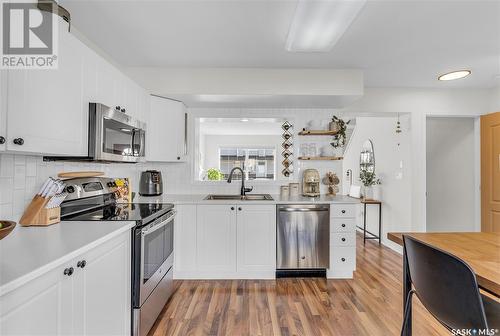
[
  {"left": 200, "top": 119, "right": 283, "bottom": 136},
  {"left": 62, "top": 0, "right": 500, "bottom": 88}
]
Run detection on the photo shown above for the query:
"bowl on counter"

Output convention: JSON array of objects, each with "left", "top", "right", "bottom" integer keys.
[{"left": 0, "top": 220, "right": 16, "bottom": 240}]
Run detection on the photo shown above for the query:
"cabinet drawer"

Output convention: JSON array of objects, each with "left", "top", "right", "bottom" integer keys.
[
  {"left": 330, "top": 204, "right": 356, "bottom": 217},
  {"left": 330, "top": 246, "right": 355, "bottom": 270},
  {"left": 331, "top": 231, "right": 356, "bottom": 247},
  {"left": 331, "top": 218, "right": 356, "bottom": 232}
]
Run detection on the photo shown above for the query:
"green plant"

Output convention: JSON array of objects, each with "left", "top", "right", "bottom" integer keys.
[
  {"left": 359, "top": 170, "right": 381, "bottom": 187},
  {"left": 330, "top": 116, "right": 350, "bottom": 148},
  {"left": 207, "top": 168, "right": 223, "bottom": 181}
]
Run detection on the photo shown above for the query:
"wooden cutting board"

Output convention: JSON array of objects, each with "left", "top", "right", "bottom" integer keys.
[{"left": 57, "top": 171, "right": 105, "bottom": 179}]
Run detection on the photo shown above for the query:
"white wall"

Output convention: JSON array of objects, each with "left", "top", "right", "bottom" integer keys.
[
  {"left": 342, "top": 116, "right": 411, "bottom": 252},
  {"left": 426, "top": 117, "right": 477, "bottom": 232}
]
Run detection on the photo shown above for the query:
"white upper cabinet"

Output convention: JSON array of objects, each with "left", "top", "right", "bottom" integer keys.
[
  {"left": 3, "top": 14, "right": 148, "bottom": 157},
  {"left": 0, "top": 70, "right": 7, "bottom": 152},
  {"left": 6, "top": 19, "right": 87, "bottom": 155},
  {"left": 147, "top": 95, "right": 187, "bottom": 162}
]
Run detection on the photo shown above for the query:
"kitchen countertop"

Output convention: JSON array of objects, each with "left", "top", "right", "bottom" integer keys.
[
  {"left": 0, "top": 220, "right": 134, "bottom": 296},
  {"left": 131, "top": 194, "right": 361, "bottom": 205}
]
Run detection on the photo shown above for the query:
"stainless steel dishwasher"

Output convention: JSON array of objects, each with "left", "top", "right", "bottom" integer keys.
[{"left": 277, "top": 204, "right": 330, "bottom": 271}]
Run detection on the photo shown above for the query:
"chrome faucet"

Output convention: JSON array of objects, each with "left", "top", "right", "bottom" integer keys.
[{"left": 227, "top": 167, "right": 253, "bottom": 196}]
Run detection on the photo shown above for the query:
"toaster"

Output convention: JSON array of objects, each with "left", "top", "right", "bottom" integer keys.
[{"left": 139, "top": 170, "right": 163, "bottom": 196}]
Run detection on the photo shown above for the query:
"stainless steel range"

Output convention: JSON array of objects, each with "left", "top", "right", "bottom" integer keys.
[{"left": 60, "top": 177, "right": 175, "bottom": 336}]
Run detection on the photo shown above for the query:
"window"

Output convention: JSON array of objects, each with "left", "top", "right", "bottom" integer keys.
[{"left": 219, "top": 147, "right": 276, "bottom": 180}]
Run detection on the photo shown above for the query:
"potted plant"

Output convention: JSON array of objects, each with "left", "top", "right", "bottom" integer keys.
[
  {"left": 359, "top": 170, "right": 381, "bottom": 200},
  {"left": 330, "top": 116, "right": 350, "bottom": 149},
  {"left": 206, "top": 168, "right": 223, "bottom": 181}
]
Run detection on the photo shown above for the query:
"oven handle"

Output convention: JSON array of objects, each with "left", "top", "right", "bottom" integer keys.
[
  {"left": 141, "top": 210, "right": 176, "bottom": 236},
  {"left": 131, "top": 128, "right": 137, "bottom": 157}
]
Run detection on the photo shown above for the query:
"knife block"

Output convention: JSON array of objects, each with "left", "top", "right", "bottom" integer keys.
[{"left": 19, "top": 195, "right": 61, "bottom": 226}]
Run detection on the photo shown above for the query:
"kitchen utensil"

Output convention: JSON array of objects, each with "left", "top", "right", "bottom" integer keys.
[
  {"left": 0, "top": 220, "right": 16, "bottom": 240},
  {"left": 58, "top": 171, "right": 104, "bottom": 179}
]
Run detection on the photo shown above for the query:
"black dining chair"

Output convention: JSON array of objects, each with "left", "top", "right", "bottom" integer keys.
[{"left": 401, "top": 235, "right": 500, "bottom": 335}]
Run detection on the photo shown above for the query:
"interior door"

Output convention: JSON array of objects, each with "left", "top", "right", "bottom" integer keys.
[{"left": 481, "top": 111, "right": 500, "bottom": 232}]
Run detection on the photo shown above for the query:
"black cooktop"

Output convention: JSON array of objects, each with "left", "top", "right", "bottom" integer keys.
[{"left": 62, "top": 202, "right": 174, "bottom": 224}]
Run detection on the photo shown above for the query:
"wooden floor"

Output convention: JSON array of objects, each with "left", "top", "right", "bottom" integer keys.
[{"left": 149, "top": 234, "right": 448, "bottom": 336}]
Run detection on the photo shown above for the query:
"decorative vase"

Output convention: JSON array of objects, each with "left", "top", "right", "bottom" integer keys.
[
  {"left": 372, "top": 185, "right": 382, "bottom": 201},
  {"left": 329, "top": 121, "right": 340, "bottom": 132},
  {"left": 364, "top": 185, "right": 373, "bottom": 200}
]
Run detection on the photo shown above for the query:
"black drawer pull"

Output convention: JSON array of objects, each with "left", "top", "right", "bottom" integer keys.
[
  {"left": 341, "top": 258, "right": 346, "bottom": 262},
  {"left": 341, "top": 210, "right": 346, "bottom": 214},
  {"left": 341, "top": 238, "right": 346, "bottom": 242},
  {"left": 63, "top": 267, "right": 74, "bottom": 276},
  {"left": 341, "top": 224, "right": 346, "bottom": 228}
]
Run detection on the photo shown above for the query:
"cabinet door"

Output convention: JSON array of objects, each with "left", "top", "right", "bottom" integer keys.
[
  {"left": 0, "top": 70, "right": 7, "bottom": 151},
  {"left": 237, "top": 205, "right": 276, "bottom": 275},
  {"left": 174, "top": 205, "right": 198, "bottom": 276},
  {"left": 0, "top": 265, "right": 74, "bottom": 335},
  {"left": 197, "top": 205, "right": 237, "bottom": 273},
  {"left": 6, "top": 18, "right": 87, "bottom": 155},
  {"left": 73, "top": 231, "right": 131, "bottom": 336},
  {"left": 147, "top": 95, "right": 186, "bottom": 162}
]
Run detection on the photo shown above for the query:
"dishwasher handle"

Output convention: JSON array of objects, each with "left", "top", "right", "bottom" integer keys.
[{"left": 279, "top": 207, "right": 330, "bottom": 212}]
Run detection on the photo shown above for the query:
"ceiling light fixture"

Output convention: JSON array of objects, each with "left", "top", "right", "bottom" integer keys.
[
  {"left": 285, "top": 0, "right": 367, "bottom": 52},
  {"left": 241, "top": 119, "right": 249, "bottom": 122},
  {"left": 438, "top": 70, "right": 471, "bottom": 81}
]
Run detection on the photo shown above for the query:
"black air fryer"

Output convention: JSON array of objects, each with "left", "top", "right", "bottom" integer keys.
[{"left": 139, "top": 170, "right": 163, "bottom": 196}]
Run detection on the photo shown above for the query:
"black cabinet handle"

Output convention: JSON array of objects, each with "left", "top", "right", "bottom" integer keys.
[
  {"left": 177, "top": 156, "right": 181, "bottom": 160},
  {"left": 341, "top": 238, "right": 346, "bottom": 242},
  {"left": 115, "top": 106, "right": 121, "bottom": 110},
  {"left": 341, "top": 224, "right": 346, "bottom": 228},
  {"left": 63, "top": 267, "right": 74, "bottom": 276},
  {"left": 341, "top": 258, "right": 346, "bottom": 262},
  {"left": 238, "top": 207, "right": 242, "bottom": 211},
  {"left": 13, "top": 138, "right": 24, "bottom": 145},
  {"left": 121, "top": 108, "right": 126, "bottom": 113},
  {"left": 0, "top": 136, "right": 5, "bottom": 144},
  {"left": 77, "top": 260, "right": 87, "bottom": 268},
  {"left": 341, "top": 210, "right": 346, "bottom": 214},
  {"left": 231, "top": 207, "right": 235, "bottom": 211}
]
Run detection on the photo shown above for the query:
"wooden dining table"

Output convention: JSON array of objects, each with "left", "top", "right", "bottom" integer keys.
[{"left": 387, "top": 232, "right": 500, "bottom": 336}]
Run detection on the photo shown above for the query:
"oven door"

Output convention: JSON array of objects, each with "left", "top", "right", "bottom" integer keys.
[
  {"left": 136, "top": 210, "right": 175, "bottom": 306},
  {"left": 91, "top": 103, "right": 147, "bottom": 162}
]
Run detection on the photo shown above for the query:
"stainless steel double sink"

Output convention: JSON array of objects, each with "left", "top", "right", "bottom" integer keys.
[{"left": 203, "top": 194, "right": 274, "bottom": 201}]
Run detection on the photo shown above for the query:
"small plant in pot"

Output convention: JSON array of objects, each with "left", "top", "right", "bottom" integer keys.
[
  {"left": 359, "top": 170, "right": 381, "bottom": 200},
  {"left": 206, "top": 168, "right": 223, "bottom": 181},
  {"left": 330, "top": 116, "right": 350, "bottom": 149}
]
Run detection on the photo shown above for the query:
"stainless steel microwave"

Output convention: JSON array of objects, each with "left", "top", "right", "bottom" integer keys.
[{"left": 44, "top": 103, "right": 146, "bottom": 163}]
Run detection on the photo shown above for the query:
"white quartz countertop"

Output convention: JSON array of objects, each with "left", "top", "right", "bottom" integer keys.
[
  {"left": 0, "top": 220, "right": 134, "bottom": 296},
  {"left": 131, "top": 194, "right": 361, "bottom": 205}
]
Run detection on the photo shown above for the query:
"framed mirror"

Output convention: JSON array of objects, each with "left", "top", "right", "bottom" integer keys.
[{"left": 360, "top": 139, "right": 375, "bottom": 173}]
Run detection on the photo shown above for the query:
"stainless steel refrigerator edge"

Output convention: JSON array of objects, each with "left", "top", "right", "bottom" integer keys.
[{"left": 277, "top": 204, "right": 330, "bottom": 269}]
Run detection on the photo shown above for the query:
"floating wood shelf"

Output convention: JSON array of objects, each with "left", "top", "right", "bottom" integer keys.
[
  {"left": 298, "top": 156, "right": 343, "bottom": 161},
  {"left": 298, "top": 130, "right": 338, "bottom": 136}
]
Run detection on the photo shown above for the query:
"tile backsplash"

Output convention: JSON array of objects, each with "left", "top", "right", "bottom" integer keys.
[{"left": 0, "top": 152, "right": 343, "bottom": 222}]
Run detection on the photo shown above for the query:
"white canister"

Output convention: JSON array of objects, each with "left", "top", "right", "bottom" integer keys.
[
  {"left": 289, "top": 183, "right": 300, "bottom": 196},
  {"left": 280, "top": 185, "right": 290, "bottom": 197}
]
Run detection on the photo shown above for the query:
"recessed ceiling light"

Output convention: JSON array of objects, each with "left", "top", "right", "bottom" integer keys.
[
  {"left": 120, "top": 128, "right": 132, "bottom": 132},
  {"left": 438, "top": 70, "right": 471, "bottom": 81},
  {"left": 285, "top": 0, "right": 367, "bottom": 52},
  {"left": 241, "top": 119, "right": 249, "bottom": 122}
]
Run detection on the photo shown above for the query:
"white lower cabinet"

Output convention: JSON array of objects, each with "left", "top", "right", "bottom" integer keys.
[
  {"left": 196, "top": 205, "right": 237, "bottom": 274},
  {"left": 328, "top": 204, "right": 358, "bottom": 279},
  {"left": 0, "top": 231, "right": 131, "bottom": 336},
  {"left": 237, "top": 205, "right": 276, "bottom": 277},
  {"left": 174, "top": 204, "right": 276, "bottom": 279}
]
